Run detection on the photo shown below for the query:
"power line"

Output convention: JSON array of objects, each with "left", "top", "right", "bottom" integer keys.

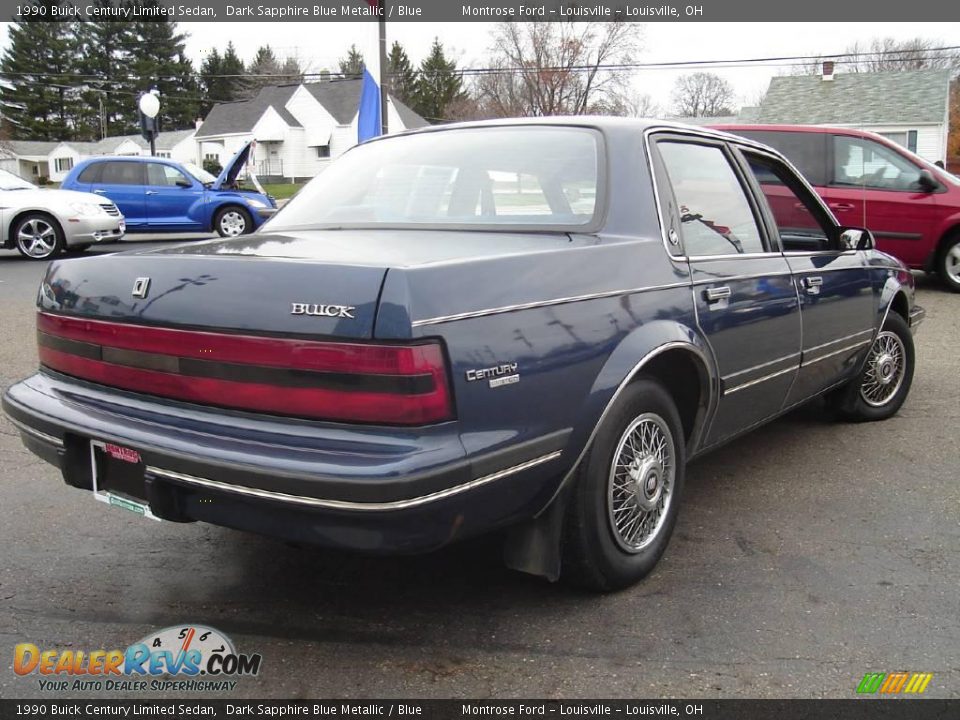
[{"left": 1, "top": 44, "right": 958, "bottom": 82}]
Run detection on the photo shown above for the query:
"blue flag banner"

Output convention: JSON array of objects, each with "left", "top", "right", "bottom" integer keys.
[{"left": 358, "top": 67, "right": 382, "bottom": 143}]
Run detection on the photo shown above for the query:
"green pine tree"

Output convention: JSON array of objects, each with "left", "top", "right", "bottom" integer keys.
[
  {"left": 200, "top": 41, "right": 248, "bottom": 108},
  {"left": 0, "top": 1, "right": 81, "bottom": 140},
  {"left": 338, "top": 45, "right": 364, "bottom": 78},
  {"left": 414, "top": 38, "right": 465, "bottom": 122},
  {"left": 129, "top": 7, "right": 200, "bottom": 133},
  {"left": 73, "top": 2, "right": 139, "bottom": 139},
  {"left": 386, "top": 41, "right": 418, "bottom": 106},
  {"left": 245, "top": 45, "right": 281, "bottom": 97}
]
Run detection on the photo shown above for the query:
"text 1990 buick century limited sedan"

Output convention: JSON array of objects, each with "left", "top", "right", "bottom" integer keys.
[{"left": 2, "top": 119, "right": 924, "bottom": 591}]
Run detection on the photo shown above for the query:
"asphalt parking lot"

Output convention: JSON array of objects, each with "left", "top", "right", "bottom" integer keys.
[{"left": 1, "top": 239, "right": 958, "bottom": 699}]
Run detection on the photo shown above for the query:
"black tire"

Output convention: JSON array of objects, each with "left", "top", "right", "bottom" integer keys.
[
  {"left": 832, "top": 312, "right": 914, "bottom": 422},
  {"left": 937, "top": 232, "right": 960, "bottom": 293},
  {"left": 562, "top": 378, "right": 686, "bottom": 592},
  {"left": 214, "top": 206, "right": 253, "bottom": 238},
  {"left": 12, "top": 213, "right": 65, "bottom": 260}
]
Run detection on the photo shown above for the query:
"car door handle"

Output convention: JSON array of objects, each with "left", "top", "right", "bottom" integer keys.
[
  {"left": 92, "top": 189, "right": 107, "bottom": 194},
  {"left": 145, "top": 190, "right": 158, "bottom": 195},
  {"left": 829, "top": 203, "right": 855, "bottom": 212},
  {"left": 704, "top": 286, "right": 732, "bottom": 302},
  {"left": 803, "top": 276, "right": 823, "bottom": 294}
]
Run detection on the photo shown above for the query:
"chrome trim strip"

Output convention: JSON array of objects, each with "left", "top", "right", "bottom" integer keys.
[
  {"left": 5, "top": 415, "right": 63, "bottom": 447},
  {"left": 801, "top": 339, "right": 871, "bottom": 367},
  {"left": 804, "top": 329, "right": 874, "bottom": 355},
  {"left": 411, "top": 282, "right": 691, "bottom": 327},
  {"left": 691, "top": 270, "right": 794, "bottom": 285},
  {"left": 723, "top": 365, "right": 798, "bottom": 395},
  {"left": 722, "top": 352, "right": 801, "bottom": 381},
  {"left": 147, "top": 450, "right": 563, "bottom": 512}
]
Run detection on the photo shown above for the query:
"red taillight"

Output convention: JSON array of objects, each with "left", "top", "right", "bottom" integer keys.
[{"left": 36, "top": 313, "right": 454, "bottom": 425}]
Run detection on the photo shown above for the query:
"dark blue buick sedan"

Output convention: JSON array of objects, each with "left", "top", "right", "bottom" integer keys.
[{"left": 3, "top": 119, "right": 924, "bottom": 591}]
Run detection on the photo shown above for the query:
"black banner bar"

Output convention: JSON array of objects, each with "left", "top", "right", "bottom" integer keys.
[
  {"left": 1, "top": 700, "right": 959, "bottom": 720},
  {"left": 5, "top": 0, "right": 960, "bottom": 22}
]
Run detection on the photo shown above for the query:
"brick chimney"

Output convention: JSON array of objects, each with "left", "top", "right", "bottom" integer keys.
[{"left": 822, "top": 61, "right": 836, "bottom": 81}]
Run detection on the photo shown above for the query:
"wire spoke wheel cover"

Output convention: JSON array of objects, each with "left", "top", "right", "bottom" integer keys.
[
  {"left": 860, "top": 330, "right": 906, "bottom": 408},
  {"left": 17, "top": 218, "right": 57, "bottom": 258},
  {"left": 607, "top": 412, "right": 675, "bottom": 553}
]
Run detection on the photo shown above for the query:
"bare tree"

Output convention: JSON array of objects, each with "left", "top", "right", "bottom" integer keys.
[
  {"left": 671, "top": 72, "right": 736, "bottom": 117},
  {"left": 473, "top": 21, "right": 643, "bottom": 118},
  {"left": 791, "top": 37, "right": 960, "bottom": 76}
]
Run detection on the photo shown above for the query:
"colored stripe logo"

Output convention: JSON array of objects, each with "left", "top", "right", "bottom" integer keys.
[{"left": 857, "top": 672, "right": 932, "bottom": 694}]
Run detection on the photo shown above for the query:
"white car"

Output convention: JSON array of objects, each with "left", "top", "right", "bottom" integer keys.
[{"left": 0, "top": 169, "right": 126, "bottom": 260}]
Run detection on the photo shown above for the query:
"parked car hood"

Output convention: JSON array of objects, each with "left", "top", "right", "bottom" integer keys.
[
  {"left": 212, "top": 140, "right": 256, "bottom": 191},
  {"left": 0, "top": 187, "right": 116, "bottom": 208}
]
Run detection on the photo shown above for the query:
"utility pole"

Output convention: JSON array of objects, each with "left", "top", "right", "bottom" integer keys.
[{"left": 377, "top": 0, "right": 387, "bottom": 135}]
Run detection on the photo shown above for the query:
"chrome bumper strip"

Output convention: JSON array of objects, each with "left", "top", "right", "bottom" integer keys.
[
  {"left": 5, "top": 414, "right": 63, "bottom": 448},
  {"left": 147, "top": 450, "right": 563, "bottom": 512}
]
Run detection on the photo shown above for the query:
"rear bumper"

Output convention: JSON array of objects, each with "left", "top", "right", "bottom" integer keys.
[{"left": 3, "top": 372, "right": 567, "bottom": 553}]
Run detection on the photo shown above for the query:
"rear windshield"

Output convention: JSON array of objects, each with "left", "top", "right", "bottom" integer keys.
[{"left": 266, "top": 127, "right": 602, "bottom": 231}]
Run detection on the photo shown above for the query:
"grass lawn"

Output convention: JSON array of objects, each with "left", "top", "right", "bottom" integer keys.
[{"left": 262, "top": 182, "right": 306, "bottom": 200}]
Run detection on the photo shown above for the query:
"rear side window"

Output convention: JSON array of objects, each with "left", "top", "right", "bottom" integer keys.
[
  {"left": 100, "top": 162, "right": 143, "bottom": 185},
  {"left": 730, "top": 130, "right": 828, "bottom": 186},
  {"left": 76, "top": 164, "right": 101, "bottom": 183},
  {"left": 832, "top": 135, "right": 924, "bottom": 191},
  {"left": 657, "top": 141, "right": 765, "bottom": 256}
]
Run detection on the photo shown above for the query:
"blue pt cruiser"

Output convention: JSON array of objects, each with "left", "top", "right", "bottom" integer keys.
[{"left": 3, "top": 119, "right": 924, "bottom": 591}]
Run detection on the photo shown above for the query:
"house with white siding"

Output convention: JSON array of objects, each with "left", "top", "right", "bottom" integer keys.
[
  {"left": 0, "top": 130, "right": 197, "bottom": 183},
  {"left": 195, "top": 79, "right": 428, "bottom": 182},
  {"left": 754, "top": 66, "right": 954, "bottom": 164}
]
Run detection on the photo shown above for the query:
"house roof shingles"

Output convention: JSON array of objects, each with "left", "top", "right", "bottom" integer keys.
[
  {"left": 757, "top": 69, "right": 954, "bottom": 126},
  {"left": 197, "top": 79, "right": 428, "bottom": 138}
]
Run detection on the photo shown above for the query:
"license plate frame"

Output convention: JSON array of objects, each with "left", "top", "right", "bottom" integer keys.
[{"left": 90, "top": 440, "right": 161, "bottom": 521}]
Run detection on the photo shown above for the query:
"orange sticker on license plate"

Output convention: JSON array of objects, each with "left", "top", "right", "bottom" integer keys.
[{"left": 103, "top": 443, "right": 141, "bottom": 464}]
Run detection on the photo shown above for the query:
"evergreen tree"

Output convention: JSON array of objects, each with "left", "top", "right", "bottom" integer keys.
[
  {"left": 414, "top": 39, "right": 465, "bottom": 122},
  {"left": 129, "top": 7, "right": 200, "bottom": 133},
  {"left": 338, "top": 45, "right": 364, "bottom": 77},
  {"left": 245, "top": 45, "right": 281, "bottom": 97},
  {"left": 200, "top": 42, "right": 248, "bottom": 108},
  {"left": 74, "top": 3, "right": 138, "bottom": 139},
  {"left": 0, "top": 1, "right": 81, "bottom": 140},
  {"left": 386, "top": 41, "right": 418, "bottom": 106},
  {"left": 219, "top": 42, "right": 248, "bottom": 101}
]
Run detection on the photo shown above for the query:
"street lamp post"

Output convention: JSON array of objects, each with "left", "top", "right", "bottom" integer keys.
[{"left": 138, "top": 91, "right": 160, "bottom": 157}]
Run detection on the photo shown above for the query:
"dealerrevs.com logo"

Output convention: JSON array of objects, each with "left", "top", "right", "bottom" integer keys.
[{"left": 14, "top": 625, "right": 262, "bottom": 693}]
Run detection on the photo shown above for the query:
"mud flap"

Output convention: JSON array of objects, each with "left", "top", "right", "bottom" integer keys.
[{"left": 502, "top": 481, "right": 574, "bottom": 582}]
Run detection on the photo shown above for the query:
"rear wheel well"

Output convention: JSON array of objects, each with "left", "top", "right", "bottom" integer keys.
[
  {"left": 935, "top": 226, "right": 960, "bottom": 264},
  {"left": 889, "top": 291, "right": 909, "bottom": 322},
  {"left": 634, "top": 349, "right": 707, "bottom": 448}
]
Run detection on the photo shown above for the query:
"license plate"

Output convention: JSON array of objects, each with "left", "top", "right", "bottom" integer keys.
[
  {"left": 118, "top": 221, "right": 126, "bottom": 233},
  {"left": 90, "top": 441, "right": 161, "bottom": 521}
]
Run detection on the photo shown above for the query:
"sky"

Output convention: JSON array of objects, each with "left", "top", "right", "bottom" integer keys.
[{"left": 1, "top": 21, "right": 957, "bottom": 112}]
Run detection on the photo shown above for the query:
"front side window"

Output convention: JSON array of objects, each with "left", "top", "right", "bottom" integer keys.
[
  {"left": 832, "top": 135, "right": 923, "bottom": 191},
  {"left": 100, "top": 162, "right": 144, "bottom": 185},
  {"left": 267, "top": 127, "right": 601, "bottom": 230},
  {"left": 743, "top": 151, "right": 835, "bottom": 252},
  {"left": 657, "top": 141, "right": 765, "bottom": 256},
  {"left": 146, "top": 163, "right": 190, "bottom": 187}
]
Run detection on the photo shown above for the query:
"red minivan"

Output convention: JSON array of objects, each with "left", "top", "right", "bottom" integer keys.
[{"left": 712, "top": 124, "right": 960, "bottom": 292}]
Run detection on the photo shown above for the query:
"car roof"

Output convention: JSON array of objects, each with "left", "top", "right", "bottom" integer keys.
[
  {"left": 81, "top": 156, "right": 179, "bottom": 164},
  {"left": 710, "top": 123, "right": 882, "bottom": 138},
  {"left": 368, "top": 115, "right": 781, "bottom": 153}
]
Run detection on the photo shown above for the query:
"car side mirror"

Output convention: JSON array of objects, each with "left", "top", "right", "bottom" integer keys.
[
  {"left": 176, "top": 179, "right": 192, "bottom": 188},
  {"left": 917, "top": 169, "right": 939, "bottom": 192},
  {"left": 838, "top": 227, "right": 876, "bottom": 251}
]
